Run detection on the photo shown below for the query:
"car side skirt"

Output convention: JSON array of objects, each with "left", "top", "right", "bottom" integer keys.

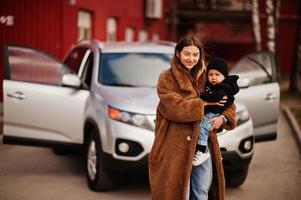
[{"left": 2, "top": 135, "right": 83, "bottom": 150}]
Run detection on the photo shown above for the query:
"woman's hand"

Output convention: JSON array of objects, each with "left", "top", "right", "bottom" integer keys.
[{"left": 210, "top": 115, "right": 224, "bottom": 131}]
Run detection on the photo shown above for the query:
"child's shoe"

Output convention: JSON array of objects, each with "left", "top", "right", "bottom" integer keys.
[{"left": 192, "top": 151, "right": 210, "bottom": 166}]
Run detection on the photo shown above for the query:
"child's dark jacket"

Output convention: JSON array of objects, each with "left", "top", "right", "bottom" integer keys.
[{"left": 200, "top": 75, "right": 239, "bottom": 113}]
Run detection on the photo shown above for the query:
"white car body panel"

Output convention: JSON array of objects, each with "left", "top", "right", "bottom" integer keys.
[
  {"left": 218, "top": 119, "right": 253, "bottom": 158},
  {"left": 106, "top": 120, "right": 154, "bottom": 161},
  {"left": 231, "top": 50, "right": 279, "bottom": 141},
  {"left": 3, "top": 80, "right": 89, "bottom": 143},
  {"left": 236, "top": 82, "right": 280, "bottom": 137}
]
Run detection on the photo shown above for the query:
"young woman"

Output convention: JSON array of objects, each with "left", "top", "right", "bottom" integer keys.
[{"left": 148, "top": 35, "right": 236, "bottom": 200}]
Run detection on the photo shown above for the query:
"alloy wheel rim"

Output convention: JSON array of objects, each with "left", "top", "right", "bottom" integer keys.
[{"left": 87, "top": 140, "right": 97, "bottom": 180}]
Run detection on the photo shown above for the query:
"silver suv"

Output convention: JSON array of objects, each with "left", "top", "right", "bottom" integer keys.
[{"left": 2, "top": 40, "right": 279, "bottom": 191}]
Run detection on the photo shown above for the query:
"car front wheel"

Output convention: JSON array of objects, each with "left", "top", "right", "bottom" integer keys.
[{"left": 85, "top": 128, "right": 114, "bottom": 191}]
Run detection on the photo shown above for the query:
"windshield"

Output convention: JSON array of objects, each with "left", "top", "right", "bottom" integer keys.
[{"left": 99, "top": 53, "right": 172, "bottom": 87}]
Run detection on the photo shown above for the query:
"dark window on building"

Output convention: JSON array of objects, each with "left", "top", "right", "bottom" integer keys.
[{"left": 78, "top": 10, "right": 92, "bottom": 42}]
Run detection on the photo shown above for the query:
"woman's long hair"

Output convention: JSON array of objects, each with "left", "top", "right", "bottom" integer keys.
[{"left": 172, "top": 35, "right": 205, "bottom": 82}]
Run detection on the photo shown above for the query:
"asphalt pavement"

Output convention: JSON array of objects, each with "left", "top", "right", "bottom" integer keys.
[
  {"left": 1, "top": 110, "right": 301, "bottom": 200},
  {"left": 279, "top": 78, "right": 301, "bottom": 153}
]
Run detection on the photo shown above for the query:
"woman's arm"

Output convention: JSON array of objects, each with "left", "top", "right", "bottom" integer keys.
[
  {"left": 157, "top": 71, "right": 205, "bottom": 123},
  {"left": 220, "top": 103, "right": 236, "bottom": 130}
]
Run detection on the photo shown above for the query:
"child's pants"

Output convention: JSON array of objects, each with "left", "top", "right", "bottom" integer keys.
[{"left": 198, "top": 112, "right": 219, "bottom": 147}]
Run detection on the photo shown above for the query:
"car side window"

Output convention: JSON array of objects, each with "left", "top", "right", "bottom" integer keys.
[
  {"left": 5, "top": 46, "right": 70, "bottom": 85},
  {"left": 64, "top": 47, "right": 90, "bottom": 74},
  {"left": 230, "top": 51, "right": 275, "bottom": 87}
]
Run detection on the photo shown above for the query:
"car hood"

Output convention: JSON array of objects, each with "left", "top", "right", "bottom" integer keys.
[{"left": 98, "top": 86, "right": 158, "bottom": 114}]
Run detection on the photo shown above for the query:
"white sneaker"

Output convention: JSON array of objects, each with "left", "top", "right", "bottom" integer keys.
[{"left": 192, "top": 151, "right": 210, "bottom": 166}]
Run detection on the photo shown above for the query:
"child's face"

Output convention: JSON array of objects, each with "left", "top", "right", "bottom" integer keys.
[{"left": 207, "top": 69, "right": 225, "bottom": 85}]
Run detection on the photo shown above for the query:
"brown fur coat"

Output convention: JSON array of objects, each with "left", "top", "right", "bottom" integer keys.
[{"left": 148, "top": 61, "right": 236, "bottom": 200}]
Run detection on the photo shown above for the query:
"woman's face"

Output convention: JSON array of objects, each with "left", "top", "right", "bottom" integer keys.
[{"left": 177, "top": 45, "right": 200, "bottom": 70}]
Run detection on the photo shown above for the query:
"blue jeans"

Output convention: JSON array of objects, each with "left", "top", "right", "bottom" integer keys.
[
  {"left": 198, "top": 112, "right": 219, "bottom": 147},
  {"left": 186, "top": 149, "right": 213, "bottom": 200}
]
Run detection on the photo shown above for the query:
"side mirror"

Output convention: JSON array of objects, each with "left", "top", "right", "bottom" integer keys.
[
  {"left": 238, "top": 77, "right": 250, "bottom": 88},
  {"left": 61, "top": 74, "right": 81, "bottom": 88}
]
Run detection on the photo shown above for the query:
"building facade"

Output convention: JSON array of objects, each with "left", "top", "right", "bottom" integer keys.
[
  {"left": 0, "top": 0, "right": 299, "bottom": 100},
  {"left": 174, "top": 0, "right": 299, "bottom": 75},
  {"left": 0, "top": 0, "right": 170, "bottom": 99}
]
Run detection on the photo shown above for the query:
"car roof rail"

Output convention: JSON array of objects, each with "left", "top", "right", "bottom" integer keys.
[
  {"left": 77, "top": 39, "right": 105, "bottom": 48},
  {"left": 78, "top": 39, "right": 175, "bottom": 48},
  {"left": 92, "top": 39, "right": 105, "bottom": 48}
]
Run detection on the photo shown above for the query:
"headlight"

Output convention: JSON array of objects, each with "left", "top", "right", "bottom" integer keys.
[
  {"left": 108, "top": 106, "right": 154, "bottom": 131},
  {"left": 236, "top": 109, "right": 250, "bottom": 126}
]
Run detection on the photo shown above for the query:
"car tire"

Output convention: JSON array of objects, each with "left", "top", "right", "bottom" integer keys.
[
  {"left": 225, "top": 167, "right": 249, "bottom": 187},
  {"left": 85, "top": 128, "right": 114, "bottom": 191}
]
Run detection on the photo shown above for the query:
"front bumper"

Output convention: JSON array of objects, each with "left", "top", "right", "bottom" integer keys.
[
  {"left": 102, "top": 118, "right": 254, "bottom": 173},
  {"left": 218, "top": 119, "right": 254, "bottom": 158},
  {"left": 102, "top": 152, "right": 149, "bottom": 173},
  {"left": 218, "top": 119, "right": 254, "bottom": 171},
  {"left": 222, "top": 150, "right": 253, "bottom": 172},
  {"left": 101, "top": 119, "right": 154, "bottom": 161}
]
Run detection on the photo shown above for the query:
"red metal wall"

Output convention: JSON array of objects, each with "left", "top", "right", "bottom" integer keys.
[
  {"left": 0, "top": 0, "right": 170, "bottom": 101},
  {"left": 102, "top": 0, "right": 144, "bottom": 41},
  {"left": 146, "top": 0, "right": 170, "bottom": 41},
  {"left": 0, "top": 0, "right": 64, "bottom": 101},
  {"left": 100, "top": 0, "right": 169, "bottom": 41},
  {"left": 1, "top": 0, "right": 63, "bottom": 58}
]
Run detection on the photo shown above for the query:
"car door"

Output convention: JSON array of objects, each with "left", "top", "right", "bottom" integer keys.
[
  {"left": 230, "top": 51, "right": 280, "bottom": 142},
  {"left": 3, "top": 46, "right": 90, "bottom": 147}
]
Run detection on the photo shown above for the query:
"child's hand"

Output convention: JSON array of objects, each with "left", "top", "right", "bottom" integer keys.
[
  {"left": 204, "top": 95, "right": 227, "bottom": 106},
  {"left": 205, "top": 101, "right": 224, "bottom": 106},
  {"left": 218, "top": 96, "right": 228, "bottom": 106},
  {"left": 204, "top": 100, "right": 224, "bottom": 107}
]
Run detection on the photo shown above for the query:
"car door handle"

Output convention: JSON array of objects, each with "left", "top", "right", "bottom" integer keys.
[
  {"left": 265, "top": 93, "right": 277, "bottom": 101},
  {"left": 7, "top": 92, "right": 26, "bottom": 100}
]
